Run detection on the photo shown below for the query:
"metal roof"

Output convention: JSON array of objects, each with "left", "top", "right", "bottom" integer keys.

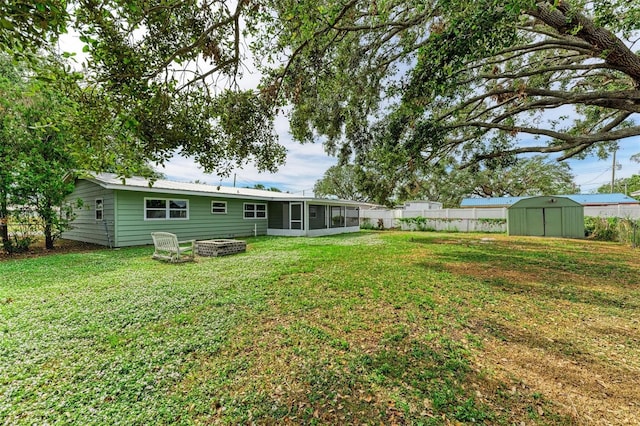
[
  {"left": 81, "top": 173, "right": 361, "bottom": 205},
  {"left": 460, "top": 193, "right": 639, "bottom": 207},
  {"left": 460, "top": 197, "right": 524, "bottom": 207}
]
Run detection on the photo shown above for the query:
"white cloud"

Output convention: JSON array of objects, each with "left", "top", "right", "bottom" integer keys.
[{"left": 161, "top": 139, "right": 338, "bottom": 195}]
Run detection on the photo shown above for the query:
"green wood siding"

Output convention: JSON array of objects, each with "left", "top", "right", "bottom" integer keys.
[
  {"left": 62, "top": 180, "right": 115, "bottom": 246},
  {"left": 113, "top": 190, "right": 268, "bottom": 246}
]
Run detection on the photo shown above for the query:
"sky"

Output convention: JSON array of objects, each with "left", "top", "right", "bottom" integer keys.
[
  {"left": 158, "top": 113, "right": 338, "bottom": 196},
  {"left": 566, "top": 140, "right": 639, "bottom": 193},
  {"left": 159, "top": 127, "right": 640, "bottom": 196}
]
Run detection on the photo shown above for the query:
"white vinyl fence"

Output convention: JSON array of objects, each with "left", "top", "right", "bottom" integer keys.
[
  {"left": 360, "top": 207, "right": 508, "bottom": 232},
  {"left": 584, "top": 205, "right": 640, "bottom": 218},
  {"left": 359, "top": 209, "right": 400, "bottom": 230},
  {"left": 360, "top": 204, "right": 640, "bottom": 233},
  {"left": 401, "top": 208, "right": 507, "bottom": 232}
]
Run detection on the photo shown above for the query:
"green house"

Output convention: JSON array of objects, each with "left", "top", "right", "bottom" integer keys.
[
  {"left": 507, "top": 196, "right": 584, "bottom": 238},
  {"left": 62, "top": 173, "right": 361, "bottom": 247}
]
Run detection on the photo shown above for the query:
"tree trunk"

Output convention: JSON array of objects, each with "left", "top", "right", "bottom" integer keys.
[
  {"left": 44, "top": 221, "right": 54, "bottom": 250},
  {"left": 42, "top": 200, "right": 55, "bottom": 250},
  {"left": 0, "top": 194, "right": 9, "bottom": 250},
  {"left": 0, "top": 220, "right": 8, "bottom": 249}
]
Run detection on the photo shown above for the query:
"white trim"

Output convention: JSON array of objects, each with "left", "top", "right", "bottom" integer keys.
[
  {"left": 267, "top": 226, "right": 360, "bottom": 237},
  {"left": 325, "top": 205, "right": 330, "bottom": 228},
  {"left": 267, "top": 228, "right": 307, "bottom": 237},
  {"left": 211, "top": 201, "right": 227, "bottom": 214},
  {"left": 243, "top": 202, "right": 267, "bottom": 220},
  {"left": 84, "top": 174, "right": 364, "bottom": 205},
  {"left": 144, "top": 197, "right": 189, "bottom": 221},
  {"left": 303, "top": 201, "right": 309, "bottom": 232},
  {"left": 307, "top": 226, "right": 360, "bottom": 237},
  {"left": 95, "top": 198, "right": 103, "bottom": 221}
]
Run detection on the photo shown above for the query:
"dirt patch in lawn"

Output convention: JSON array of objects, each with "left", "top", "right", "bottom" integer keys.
[
  {"left": 429, "top": 238, "right": 640, "bottom": 424},
  {"left": 475, "top": 335, "right": 640, "bottom": 425},
  {"left": 0, "top": 238, "right": 103, "bottom": 261}
]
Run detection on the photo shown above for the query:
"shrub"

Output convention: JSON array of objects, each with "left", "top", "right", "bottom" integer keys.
[
  {"left": 2, "top": 210, "right": 40, "bottom": 253},
  {"left": 398, "top": 216, "right": 431, "bottom": 231},
  {"left": 584, "top": 216, "right": 640, "bottom": 246},
  {"left": 360, "top": 218, "right": 376, "bottom": 230}
]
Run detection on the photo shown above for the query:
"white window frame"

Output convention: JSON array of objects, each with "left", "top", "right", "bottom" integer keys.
[
  {"left": 95, "top": 198, "right": 103, "bottom": 221},
  {"left": 211, "top": 201, "right": 227, "bottom": 214},
  {"left": 243, "top": 203, "right": 267, "bottom": 219},
  {"left": 144, "top": 198, "right": 189, "bottom": 220}
]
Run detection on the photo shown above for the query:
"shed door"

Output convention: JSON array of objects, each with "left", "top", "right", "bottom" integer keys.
[
  {"left": 527, "top": 209, "right": 544, "bottom": 236},
  {"left": 544, "top": 208, "right": 563, "bottom": 237}
]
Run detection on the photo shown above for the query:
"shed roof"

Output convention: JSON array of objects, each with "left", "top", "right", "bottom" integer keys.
[
  {"left": 460, "top": 193, "right": 639, "bottom": 208},
  {"left": 509, "top": 195, "right": 582, "bottom": 209},
  {"left": 79, "top": 173, "right": 361, "bottom": 205}
]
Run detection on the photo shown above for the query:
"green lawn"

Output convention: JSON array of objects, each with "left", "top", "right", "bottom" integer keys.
[{"left": 1, "top": 232, "right": 639, "bottom": 425}]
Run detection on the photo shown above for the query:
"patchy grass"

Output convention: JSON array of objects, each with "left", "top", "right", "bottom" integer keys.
[{"left": 1, "top": 232, "right": 638, "bottom": 424}]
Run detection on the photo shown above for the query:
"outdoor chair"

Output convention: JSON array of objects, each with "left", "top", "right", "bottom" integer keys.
[{"left": 150, "top": 232, "right": 195, "bottom": 262}]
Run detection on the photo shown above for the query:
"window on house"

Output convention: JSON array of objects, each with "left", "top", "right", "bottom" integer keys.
[
  {"left": 95, "top": 199, "right": 103, "bottom": 220},
  {"left": 145, "top": 198, "right": 189, "bottom": 220},
  {"left": 211, "top": 201, "right": 227, "bottom": 214},
  {"left": 244, "top": 203, "right": 267, "bottom": 219}
]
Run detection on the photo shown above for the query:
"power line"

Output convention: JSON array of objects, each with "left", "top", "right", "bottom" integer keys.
[
  {"left": 578, "top": 168, "right": 612, "bottom": 185},
  {"left": 231, "top": 173, "right": 313, "bottom": 194}
]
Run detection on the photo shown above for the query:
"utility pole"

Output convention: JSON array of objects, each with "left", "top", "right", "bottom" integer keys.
[
  {"left": 611, "top": 149, "right": 617, "bottom": 193},
  {"left": 233, "top": 173, "right": 236, "bottom": 187}
]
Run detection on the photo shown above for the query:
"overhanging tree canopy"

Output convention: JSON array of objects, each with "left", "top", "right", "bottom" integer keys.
[
  {"left": 1, "top": 0, "right": 286, "bottom": 177},
  {"left": 2, "top": 1, "right": 639, "bottom": 177},
  {"left": 260, "top": 0, "right": 640, "bottom": 168}
]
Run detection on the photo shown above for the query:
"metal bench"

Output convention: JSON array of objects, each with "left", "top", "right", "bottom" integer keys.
[{"left": 150, "top": 232, "right": 195, "bottom": 262}]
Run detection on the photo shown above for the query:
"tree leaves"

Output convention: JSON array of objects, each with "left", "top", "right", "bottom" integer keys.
[
  {"left": 0, "top": 1, "right": 68, "bottom": 54},
  {"left": 0, "top": 55, "right": 77, "bottom": 250},
  {"left": 1, "top": 0, "right": 638, "bottom": 185},
  {"left": 313, "top": 164, "right": 371, "bottom": 202},
  {"left": 264, "top": 0, "right": 640, "bottom": 178}
]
